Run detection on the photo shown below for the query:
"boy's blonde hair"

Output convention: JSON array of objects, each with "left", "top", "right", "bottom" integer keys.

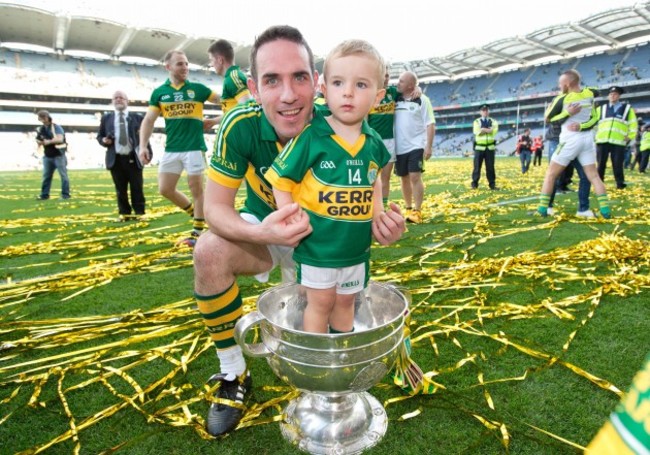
[{"left": 323, "top": 39, "right": 386, "bottom": 87}]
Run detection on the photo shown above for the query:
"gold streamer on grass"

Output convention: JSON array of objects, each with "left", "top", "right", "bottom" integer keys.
[{"left": 1, "top": 167, "right": 649, "bottom": 453}]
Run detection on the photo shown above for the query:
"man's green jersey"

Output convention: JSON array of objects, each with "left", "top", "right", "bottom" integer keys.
[
  {"left": 368, "top": 86, "right": 399, "bottom": 140},
  {"left": 221, "top": 65, "right": 251, "bottom": 113},
  {"left": 265, "top": 110, "right": 390, "bottom": 268},
  {"left": 208, "top": 102, "right": 283, "bottom": 221},
  {"left": 148, "top": 79, "right": 214, "bottom": 152}
]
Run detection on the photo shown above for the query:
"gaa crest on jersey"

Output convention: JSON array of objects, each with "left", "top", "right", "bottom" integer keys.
[
  {"left": 187, "top": 90, "right": 196, "bottom": 99},
  {"left": 367, "top": 162, "right": 379, "bottom": 185}
]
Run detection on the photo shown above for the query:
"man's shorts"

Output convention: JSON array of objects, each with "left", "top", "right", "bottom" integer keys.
[
  {"left": 552, "top": 133, "right": 597, "bottom": 167},
  {"left": 158, "top": 150, "right": 206, "bottom": 175},
  {"left": 394, "top": 149, "right": 424, "bottom": 176},
  {"left": 240, "top": 212, "right": 295, "bottom": 283},
  {"left": 383, "top": 138, "right": 396, "bottom": 163},
  {"left": 296, "top": 260, "right": 369, "bottom": 294}
]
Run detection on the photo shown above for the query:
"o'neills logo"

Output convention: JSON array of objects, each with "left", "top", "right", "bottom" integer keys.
[{"left": 317, "top": 189, "right": 373, "bottom": 218}]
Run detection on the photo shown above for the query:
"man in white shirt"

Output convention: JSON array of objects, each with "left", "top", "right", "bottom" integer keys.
[
  {"left": 394, "top": 71, "right": 436, "bottom": 224},
  {"left": 97, "top": 90, "right": 151, "bottom": 220}
]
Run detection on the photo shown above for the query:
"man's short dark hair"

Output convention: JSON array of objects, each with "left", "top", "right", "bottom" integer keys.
[
  {"left": 208, "top": 39, "right": 234, "bottom": 62},
  {"left": 249, "top": 25, "right": 314, "bottom": 82},
  {"left": 37, "top": 109, "right": 51, "bottom": 121}
]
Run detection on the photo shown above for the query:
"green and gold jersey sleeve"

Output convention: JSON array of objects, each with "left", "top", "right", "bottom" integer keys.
[
  {"left": 221, "top": 66, "right": 251, "bottom": 113},
  {"left": 208, "top": 103, "right": 281, "bottom": 219},
  {"left": 368, "top": 85, "right": 398, "bottom": 140}
]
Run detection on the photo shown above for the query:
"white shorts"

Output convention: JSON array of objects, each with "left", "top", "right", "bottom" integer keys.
[
  {"left": 383, "top": 138, "right": 396, "bottom": 163},
  {"left": 158, "top": 151, "right": 206, "bottom": 175},
  {"left": 552, "top": 133, "right": 597, "bottom": 167},
  {"left": 240, "top": 212, "right": 295, "bottom": 283},
  {"left": 296, "top": 261, "right": 369, "bottom": 294}
]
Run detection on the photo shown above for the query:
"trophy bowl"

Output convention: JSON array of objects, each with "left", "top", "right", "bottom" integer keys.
[{"left": 234, "top": 281, "right": 408, "bottom": 454}]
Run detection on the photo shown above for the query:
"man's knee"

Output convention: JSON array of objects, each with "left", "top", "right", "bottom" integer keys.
[
  {"left": 409, "top": 172, "right": 423, "bottom": 184},
  {"left": 187, "top": 175, "right": 204, "bottom": 195},
  {"left": 194, "top": 230, "right": 227, "bottom": 266}
]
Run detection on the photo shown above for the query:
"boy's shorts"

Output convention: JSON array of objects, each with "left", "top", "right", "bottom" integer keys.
[
  {"left": 240, "top": 212, "right": 295, "bottom": 283},
  {"left": 158, "top": 151, "right": 206, "bottom": 175},
  {"left": 296, "top": 260, "right": 369, "bottom": 294}
]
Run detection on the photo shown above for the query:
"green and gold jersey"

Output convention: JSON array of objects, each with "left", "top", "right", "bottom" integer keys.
[
  {"left": 148, "top": 79, "right": 214, "bottom": 152},
  {"left": 265, "top": 110, "right": 390, "bottom": 268},
  {"left": 221, "top": 65, "right": 251, "bottom": 113},
  {"left": 208, "top": 102, "right": 283, "bottom": 221},
  {"left": 368, "top": 85, "right": 398, "bottom": 139},
  {"left": 549, "top": 87, "right": 599, "bottom": 137}
]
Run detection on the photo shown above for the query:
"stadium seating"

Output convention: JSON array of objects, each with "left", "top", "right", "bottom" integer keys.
[{"left": 2, "top": 43, "right": 649, "bottom": 168}]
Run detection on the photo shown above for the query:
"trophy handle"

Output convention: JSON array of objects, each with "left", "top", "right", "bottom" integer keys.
[{"left": 234, "top": 311, "right": 271, "bottom": 358}]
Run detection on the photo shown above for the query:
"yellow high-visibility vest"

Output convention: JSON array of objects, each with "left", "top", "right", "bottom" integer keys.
[
  {"left": 595, "top": 102, "right": 638, "bottom": 146},
  {"left": 473, "top": 117, "right": 498, "bottom": 151},
  {"left": 640, "top": 130, "right": 650, "bottom": 152}
]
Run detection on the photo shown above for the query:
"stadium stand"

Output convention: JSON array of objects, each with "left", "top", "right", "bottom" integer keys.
[{"left": 1, "top": 2, "right": 649, "bottom": 169}]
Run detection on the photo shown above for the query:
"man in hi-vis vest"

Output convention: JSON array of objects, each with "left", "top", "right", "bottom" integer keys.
[{"left": 595, "top": 86, "right": 638, "bottom": 190}]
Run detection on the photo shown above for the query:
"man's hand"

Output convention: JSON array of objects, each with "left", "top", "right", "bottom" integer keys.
[
  {"left": 424, "top": 146, "right": 433, "bottom": 160},
  {"left": 261, "top": 203, "right": 312, "bottom": 247},
  {"left": 372, "top": 202, "right": 405, "bottom": 245},
  {"left": 138, "top": 147, "right": 151, "bottom": 165},
  {"left": 410, "top": 85, "right": 423, "bottom": 99},
  {"left": 567, "top": 102, "right": 582, "bottom": 116},
  {"left": 102, "top": 137, "right": 113, "bottom": 145}
]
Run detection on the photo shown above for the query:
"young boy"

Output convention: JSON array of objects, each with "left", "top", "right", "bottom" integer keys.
[{"left": 265, "top": 40, "right": 390, "bottom": 334}]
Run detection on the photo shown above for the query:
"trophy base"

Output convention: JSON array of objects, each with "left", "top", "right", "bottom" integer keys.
[{"left": 280, "top": 392, "right": 387, "bottom": 455}]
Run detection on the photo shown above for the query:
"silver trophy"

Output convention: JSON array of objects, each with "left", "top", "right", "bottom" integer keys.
[{"left": 234, "top": 281, "right": 408, "bottom": 454}]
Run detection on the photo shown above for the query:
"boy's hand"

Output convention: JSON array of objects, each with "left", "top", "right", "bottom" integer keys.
[{"left": 372, "top": 202, "right": 405, "bottom": 245}]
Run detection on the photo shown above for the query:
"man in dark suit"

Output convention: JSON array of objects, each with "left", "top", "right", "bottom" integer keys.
[{"left": 97, "top": 90, "right": 152, "bottom": 220}]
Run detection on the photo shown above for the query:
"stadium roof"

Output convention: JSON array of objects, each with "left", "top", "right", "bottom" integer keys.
[
  {"left": 0, "top": 2, "right": 252, "bottom": 68},
  {"left": 393, "top": 2, "right": 650, "bottom": 81},
  {"left": 0, "top": 2, "right": 649, "bottom": 80}
]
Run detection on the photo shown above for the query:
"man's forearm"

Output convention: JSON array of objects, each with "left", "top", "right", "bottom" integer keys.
[
  {"left": 139, "top": 115, "right": 155, "bottom": 149},
  {"left": 426, "top": 124, "right": 435, "bottom": 150}
]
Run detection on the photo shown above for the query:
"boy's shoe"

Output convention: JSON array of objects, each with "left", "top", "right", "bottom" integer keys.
[
  {"left": 406, "top": 210, "right": 422, "bottom": 224},
  {"left": 206, "top": 371, "right": 252, "bottom": 437},
  {"left": 575, "top": 209, "right": 595, "bottom": 218},
  {"left": 599, "top": 208, "right": 612, "bottom": 220},
  {"left": 547, "top": 207, "right": 555, "bottom": 216},
  {"left": 36, "top": 195, "right": 49, "bottom": 200}
]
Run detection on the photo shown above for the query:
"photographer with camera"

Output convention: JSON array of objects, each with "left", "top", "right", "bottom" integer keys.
[
  {"left": 35, "top": 110, "right": 70, "bottom": 200},
  {"left": 97, "top": 90, "right": 152, "bottom": 220}
]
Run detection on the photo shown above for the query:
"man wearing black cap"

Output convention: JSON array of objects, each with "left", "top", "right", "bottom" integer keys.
[
  {"left": 471, "top": 104, "right": 499, "bottom": 189},
  {"left": 595, "top": 86, "right": 638, "bottom": 189}
]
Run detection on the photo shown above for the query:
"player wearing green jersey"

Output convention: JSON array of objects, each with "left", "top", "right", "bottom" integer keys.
[
  {"left": 139, "top": 50, "right": 220, "bottom": 247},
  {"left": 369, "top": 73, "right": 398, "bottom": 206},
  {"left": 266, "top": 39, "right": 390, "bottom": 334},
  {"left": 536, "top": 70, "right": 611, "bottom": 219},
  {"left": 208, "top": 39, "right": 253, "bottom": 115},
  {"left": 192, "top": 26, "right": 405, "bottom": 436},
  {"left": 368, "top": 71, "right": 422, "bottom": 206}
]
